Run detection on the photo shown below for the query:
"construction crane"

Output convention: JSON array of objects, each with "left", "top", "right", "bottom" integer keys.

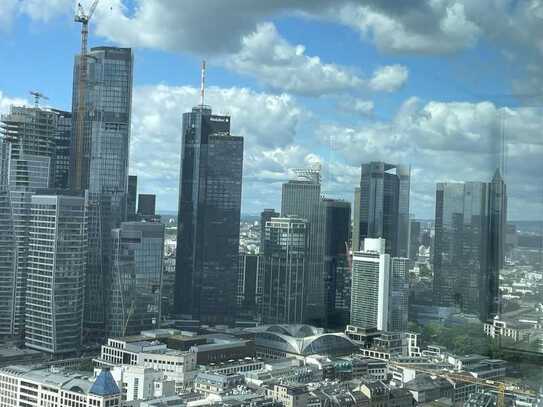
[
  {"left": 73, "top": 0, "right": 99, "bottom": 190},
  {"left": 29, "top": 91, "right": 49, "bottom": 108},
  {"left": 122, "top": 302, "right": 135, "bottom": 337}
]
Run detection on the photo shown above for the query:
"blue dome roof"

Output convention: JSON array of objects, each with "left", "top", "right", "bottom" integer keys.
[{"left": 89, "top": 369, "right": 120, "bottom": 397}]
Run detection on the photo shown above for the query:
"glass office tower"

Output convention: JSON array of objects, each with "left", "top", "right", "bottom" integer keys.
[
  {"left": 389, "top": 257, "right": 409, "bottom": 332},
  {"left": 433, "top": 172, "right": 506, "bottom": 321},
  {"left": 50, "top": 109, "right": 73, "bottom": 190},
  {"left": 127, "top": 175, "right": 137, "bottom": 221},
  {"left": 322, "top": 198, "right": 351, "bottom": 327},
  {"left": 175, "top": 105, "right": 243, "bottom": 324},
  {"left": 25, "top": 193, "right": 87, "bottom": 356},
  {"left": 0, "top": 106, "right": 57, "bottom": 337},
  {"left": 71, "top": 47, "right": 133, "bottom": 342},
  {"left": 354, "top": 162, "right": 410, "bottom": 257},
  {"left": 281, "top": 168, "right": 325, "bottom": 324},
  {"left": 260, "top": 217, "right": 308, "bottom": 324},
  {"left": 110, "top": 222, "right": 164, "bottom": 337}
]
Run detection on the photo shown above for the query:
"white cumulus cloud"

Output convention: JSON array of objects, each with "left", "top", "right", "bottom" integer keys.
[{"left": 368, "top": 65, "right": 409, "bottom": 92}]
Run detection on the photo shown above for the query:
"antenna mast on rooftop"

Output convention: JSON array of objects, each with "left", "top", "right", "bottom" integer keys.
[{"left": 200, "top": 60, "right": 206, "bottom": 106}]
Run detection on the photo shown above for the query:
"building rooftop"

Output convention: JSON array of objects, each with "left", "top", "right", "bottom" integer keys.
[
  {"left": 89, "top": 369, "right": 120, "bottom": 396},
  {"left": 0, "top": 366, "right": 97, "bottom": 394}
]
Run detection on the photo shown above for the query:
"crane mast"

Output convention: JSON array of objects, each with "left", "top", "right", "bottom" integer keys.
[{"left": 73, "top": 0, "right": 99, "bottom": 190}]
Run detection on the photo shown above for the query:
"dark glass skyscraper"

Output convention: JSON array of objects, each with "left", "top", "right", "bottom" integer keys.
[
  {"left": 322, "top": 198, "right": 351, "bottom": 327},
  {"left": 50, "top": 109, "right": 73, "bottom": 190},
  {"left": 237, "top": 253, "right": 262, "bottom": 317},
  {"left": 175, "top": 106, "right": 243, "bottom": 324},
  {"left": 137, "top": 193, "right": 156, "bottom": 217},
  {"left": 260, "top": 208, "right": 279, "bottom": 250},
  {"left": 354, "top": 162, "right": 410, "bottom": 257},
  {"left": 433, "top": 171, "right": 506, "bottom": 321},
  {"left": 127, "top": 175, "right": 137, "bottom": 221},
  {"left": 408, "top": 219, "right": 421, "bottom": 261},
  {"left": 71, "top": 46, "right": 133, "bottom": 341}
]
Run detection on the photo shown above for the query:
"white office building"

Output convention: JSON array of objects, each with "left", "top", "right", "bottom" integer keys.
[
  {"left": 351, "top": 238, "right": 390, "bottom": 331},
  {"left": 94, "top": 336, "right": 197, "bottom": 387},
  {"left": 25, "top": 194, "right": 87, "bottom": 356}
]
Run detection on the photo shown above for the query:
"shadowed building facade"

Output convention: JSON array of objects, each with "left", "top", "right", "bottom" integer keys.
[
  {"left": 433, "top": 171, "right": 506, "bottom": 321},
  {"left": 354, "top": 162, "right": 410, "bottom": 257},
  {"left": 322, "top": 198, "right": 351, "bottom": 327},
  {"left": 175, "top": 105, "right": 243, "bottom": 324}
]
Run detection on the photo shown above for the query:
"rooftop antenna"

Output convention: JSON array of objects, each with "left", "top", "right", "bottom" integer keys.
[
  {"left": 200, "top": 60, "right": 206, "bottom": 106},
  {"left": 29, "top": 91, "right": 49, "bottom": 108}
]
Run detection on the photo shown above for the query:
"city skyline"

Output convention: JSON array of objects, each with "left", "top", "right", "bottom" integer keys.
[
  {"left": 0, "top": 1, "right": 542, "bottom": 220},
  {"left": 0, "top": 2, "right": 542, "bottom": 402}
]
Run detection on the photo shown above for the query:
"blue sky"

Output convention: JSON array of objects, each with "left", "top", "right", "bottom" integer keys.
[{"left": 1, "top": 0, "right": 543, "bottom": 219}]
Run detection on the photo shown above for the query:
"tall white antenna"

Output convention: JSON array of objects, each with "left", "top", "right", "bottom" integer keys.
[{"left": 200, "top": 60, "right": 206, "bottom": 106}]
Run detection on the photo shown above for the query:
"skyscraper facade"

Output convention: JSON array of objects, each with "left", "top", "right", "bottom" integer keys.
[
  {"left": 408, "top": 219, "right": 421, "bottom": 261},
  {"left": 260, "top": 217, "right": 307, "bottom": 324},
  {"left": 50, "top": 109, "right": 73, "bottom": 190},
  {"left": 127, "top": 175, "right": 137, "bottom": 221},
  {"left": 389, "top": 257, "right": 409, "bottom": 332},
  {"left": 354, "top": 162, "right": 410, "bottom": 257},
  {"left": 260, "top": 208, "right": 279, "bottom": 250},
  {"left": 281, "top": 168, "right": 325, "bottom": 324},
  {"left": 237, "top": 253, "right": 263, "bottom": 318},
  {"left": 110, "top": 222, "right": 164, "bottom": 337},
  {"left": 137, "top": 193, "right": 156, "bottom": 217},
  {"left": 352, "top": 187, "right": 361, "bottom": 254},
  {"left": 433, "top": 172, "right": 506, "bottom": 321},
  {"left": 25, "top": 193, "right": 87, "bottom": 355},
  {"left": 0, "top": 106, "right": 57, "bottom": 337},
  {"left": 175, "top": 106, "right": 243, "bottom": 324},
  {"left": 350, "top": 238, "right": 390, "bottom": 331},
  {"left": 71, "top": 46, "right": 133, "bottom": 341},
  {"left": 322, "top": 198, "right": 351, "bottom": 327}
]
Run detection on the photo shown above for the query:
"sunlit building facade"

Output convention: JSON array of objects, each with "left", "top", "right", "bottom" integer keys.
[
  {"left": 109, "top": 221, "right": 164, "bottom": 337},
  {"left": 25, "top": 193, "right": 87, "bottom": 355},
  {"left": 71, "top": 46, "right": 133, "bottom": 341}
]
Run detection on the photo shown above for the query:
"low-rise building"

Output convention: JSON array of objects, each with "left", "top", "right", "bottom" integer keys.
[
  {"left": 248, "top": 325, "right": 355, "bottom": 360},
  {"left": 189, "top": 334, "right": 256, "bottom": 365},
  {"left": 117, "top": 365, "right": 176, "bottom": 402},
  {"left": 403, "top": 375, "right": 453, "bottom": 404},
  {"left": 446, "top": 354, "right": 486, "bottom": 372},
  {"left": 266, "top": 383, "right": 310, "bottom": 407},
  {"left": 484, "top": 317, "right": 533, "bottom": 342},
  {"left": 0, "top": 366, "right": 121, "bottom": 407},
  {"left": 94, "top": 336, "right": 197, "bottom": 386},
  {"left": 203, "top": 357, "right": 264, "bottom": 375},
  {"left": 194, "top": 372, "right": 244, "bottom": 396}
]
